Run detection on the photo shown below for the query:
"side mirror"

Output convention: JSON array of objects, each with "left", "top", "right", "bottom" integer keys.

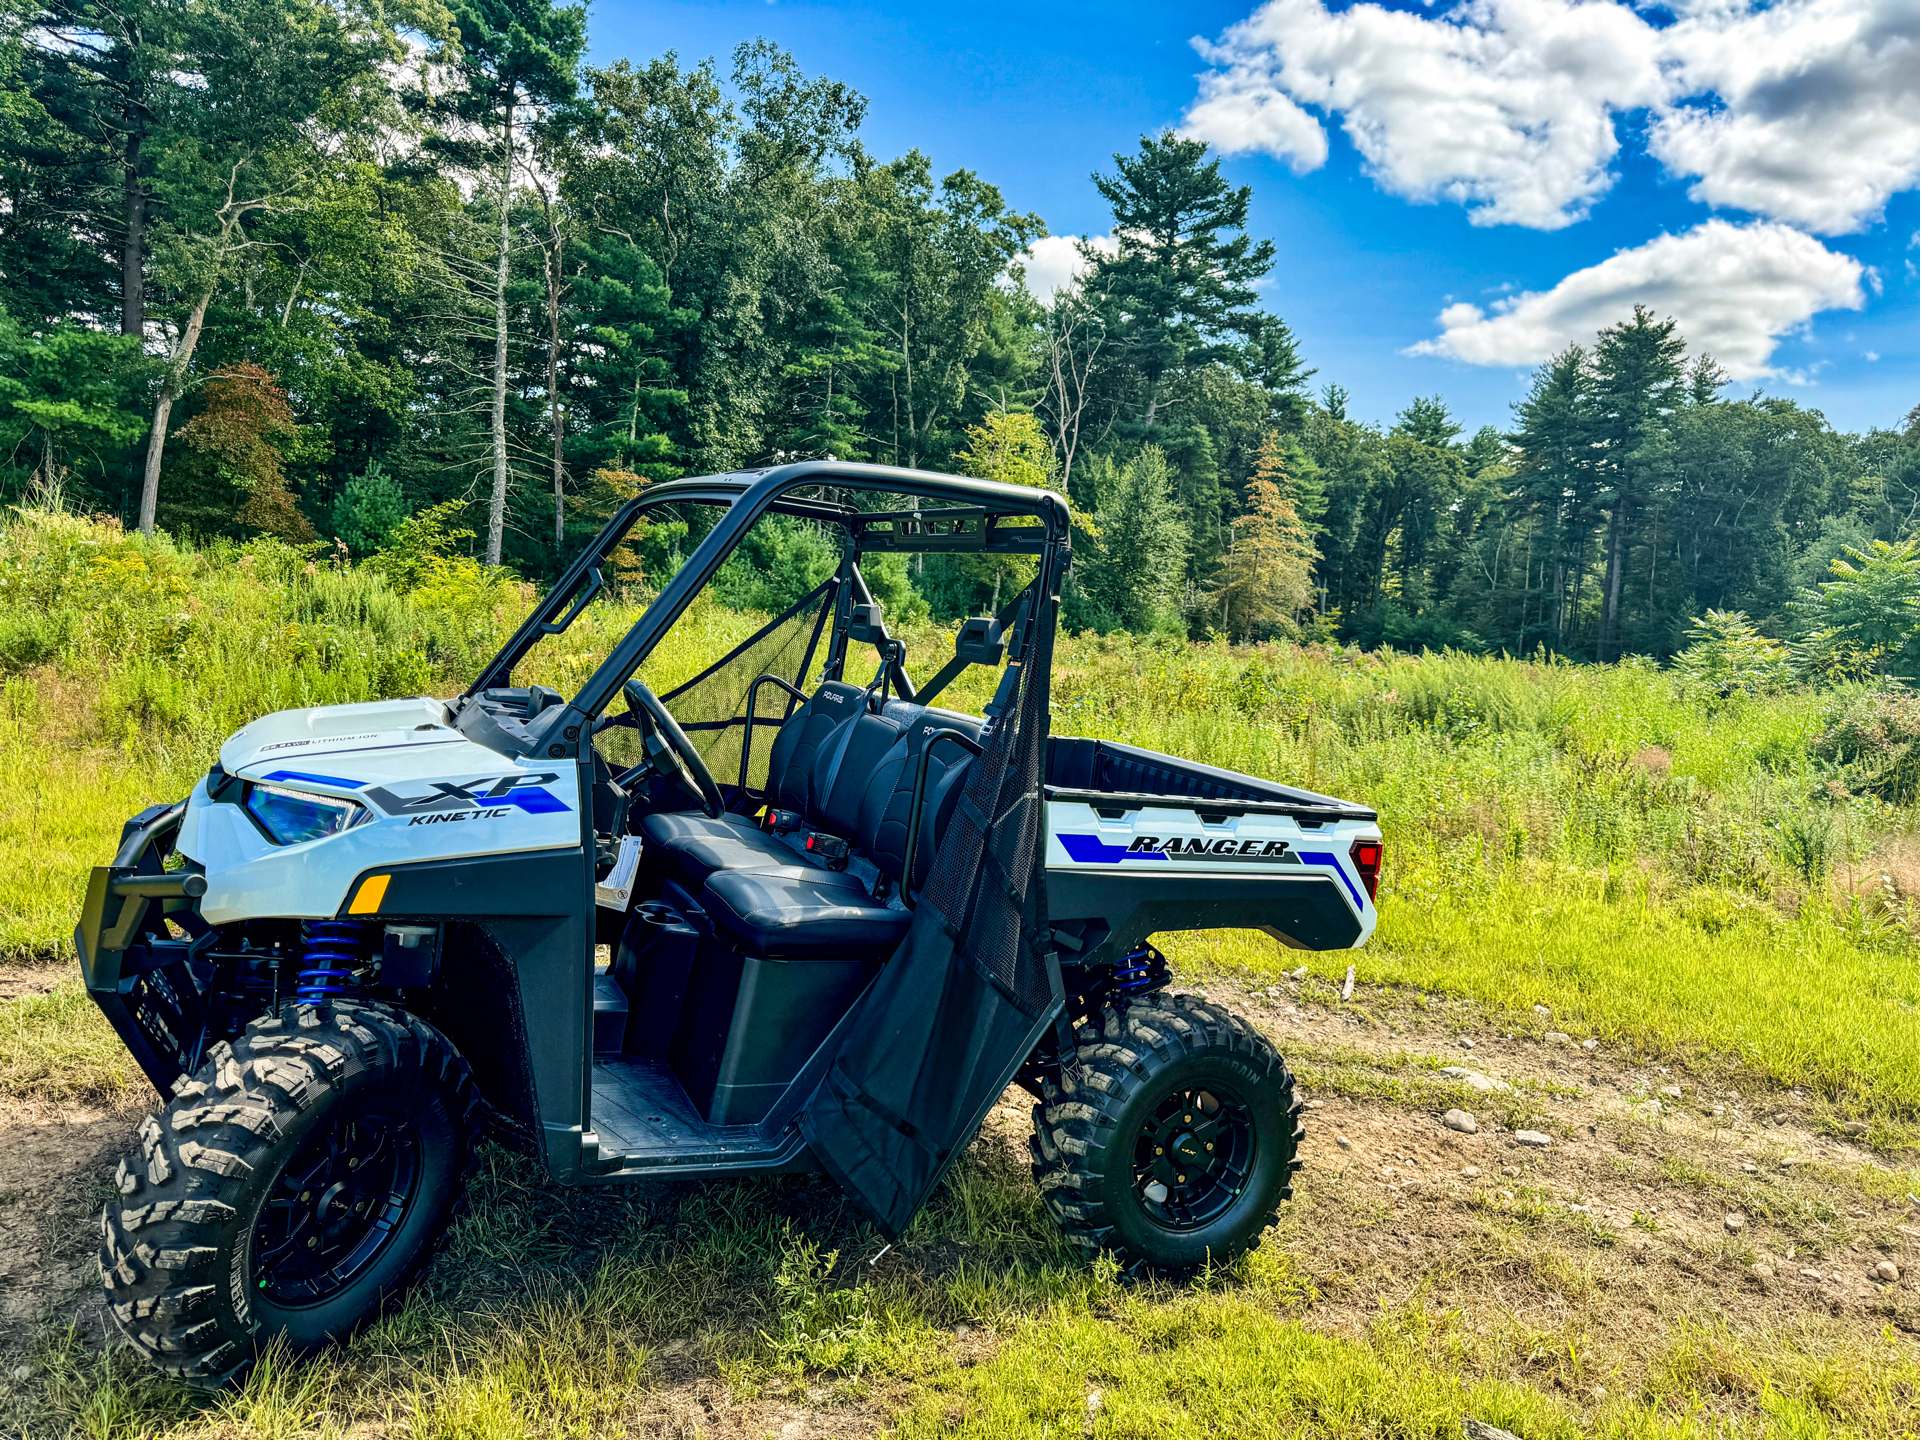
[
  {"left": 955, "top": 615, "right": 1004, "bottom": 666},
  {"left": 847, "top": 602, "right": 884, "bottom": 643}
]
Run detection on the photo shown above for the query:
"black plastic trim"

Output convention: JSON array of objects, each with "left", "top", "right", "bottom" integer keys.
[
  {"left": 1043, "top": 786, "right": 1377, "bottom": 823},
  {"left": 1044, "top": 869, "right": 1364, "bottom": 960}
]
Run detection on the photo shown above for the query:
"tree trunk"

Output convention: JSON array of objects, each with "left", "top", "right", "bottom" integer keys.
[
  {"left": 1143, "top": 381, "right": 1159, "bottom": 430},
  {"left": 486, "top": 101, "right": 513, "bottom": 568},
  {"left": 1597, "top": 497, "right": 1628, "bottom": 662},
  {"left": 547, "top": 234, "right": 564, "bottom": 553},
  {"left": 136, "top": 288, "right": 212, "bottom": 536},
  {"left": 121, "top": 128, "right": 145, "bottom": 338}
]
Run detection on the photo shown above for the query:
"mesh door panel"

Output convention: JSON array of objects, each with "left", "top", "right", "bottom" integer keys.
[{"left": 650, "top": 583, "right": 837, "bottom": 797}]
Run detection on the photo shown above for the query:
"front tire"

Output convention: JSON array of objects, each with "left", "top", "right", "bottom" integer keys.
[
  {"left": 100, "top": 1000, "right": 479, "bottom": 1387},
  {"left": 1031, "top": 994, "right": 1302, "bottom": 1273}
]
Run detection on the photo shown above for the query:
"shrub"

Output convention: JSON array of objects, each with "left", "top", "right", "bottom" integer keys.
[
  {"left": 1671, "top": 610, "right": 1789, "bottom": 697},
  {"left": 329, "top": 463, "right": 408, "bottom": 555},
  {"left": 1792, "top": 536, "right": 1920, "bottom": 686},
  {"left": 1811, "top": 688, "right": 1920, "bottom": 805}
]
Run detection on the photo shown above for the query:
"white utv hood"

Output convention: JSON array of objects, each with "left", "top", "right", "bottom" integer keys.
[{"left": 179, "top": 697, "right": 580, "bottom": 925}]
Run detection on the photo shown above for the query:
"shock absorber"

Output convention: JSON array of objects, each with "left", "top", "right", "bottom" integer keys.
[
  {"left": 296, "top": 920, "right": 367, "bottom": 1001},
  {"left": 1111, "top": 943, "right": 1169, "bottom": 997}
]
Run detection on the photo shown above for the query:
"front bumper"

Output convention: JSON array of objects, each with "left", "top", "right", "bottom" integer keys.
[{"left": 76, "top": 800, "right": 214, "bottom": 1095}]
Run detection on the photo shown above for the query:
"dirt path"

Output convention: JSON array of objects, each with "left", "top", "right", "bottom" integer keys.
[
  {"left": 0, "top": 1098, "right": 141, "bottom": 1354},
  {"left": 0, "top": 968, "right": 1914, "bottom": 1436},
  {"left": 1182, "top": 972, "right": 1916, "bottom": 1379}
]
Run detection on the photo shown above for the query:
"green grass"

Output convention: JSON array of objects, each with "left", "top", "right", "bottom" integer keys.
[
  {"left": 1153, "top": 873, "right": 1917, "bottom": 1118},
  {"left": 0, "top": 501, "right": 1913, "bottom": 1110},
  {"left": 890, "top": 1284, "right": 1920, "bottom": 1440},
  {"left": 18, "top": 1139, "right": 1916, "bottom": 1440},
  {"left": 2, "top": 502, "right": 1918, "bottom": 1439},
  {"left": 0, "top": 982, "right": 136, "bottom": 1104}
]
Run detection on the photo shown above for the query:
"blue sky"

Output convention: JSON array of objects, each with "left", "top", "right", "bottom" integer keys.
[{"left": 591, "top": 0, "right": 1918, "bottom": 438}]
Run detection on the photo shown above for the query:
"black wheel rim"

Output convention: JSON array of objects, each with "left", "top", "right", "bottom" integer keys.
[
  {"left": 252, "top": 1104, "right": 422, "bottom": 1306},
  {"left": 1130, "top": 1083, "right": 1256, "bottom": 1232}
]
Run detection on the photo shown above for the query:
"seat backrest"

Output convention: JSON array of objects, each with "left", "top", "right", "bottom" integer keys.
[
  {"left": 761, "top": 681, "right": 866, "bottom": 814},
  {"left": 855, "top": 708, "right": 982, "bottom": 885},
  {"left": 808, "top": 705, "right": 912, "bottom": 837}
]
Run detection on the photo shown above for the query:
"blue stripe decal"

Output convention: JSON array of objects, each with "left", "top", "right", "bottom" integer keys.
[
  {"left": 495, "top": 787, "right": 569, "bottom": 814},
  {"left": 1057, "top": 833, "right": 1167, "bottom": 864},
  {"left": 262, "top": 769, "right": 363, "bottom": 790},
  {"left": 1298, "top": 850, "right": 1366, "bottom": 913}
]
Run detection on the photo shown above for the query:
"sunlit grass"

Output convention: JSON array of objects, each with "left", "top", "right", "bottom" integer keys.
[
  {"left": 3, "top": 504, "right": 1918, "bottom": 1440},
  {"left": 0, "top": 981, "right": 136, "bottom": 1104}
]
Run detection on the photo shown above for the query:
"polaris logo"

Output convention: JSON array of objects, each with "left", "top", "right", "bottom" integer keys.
[
  {"left": 365, "top": 773, "right": 569, "bottom": 816},
  {"left": 1056, "top": 833, "right": 1294, "bottom": 864}
]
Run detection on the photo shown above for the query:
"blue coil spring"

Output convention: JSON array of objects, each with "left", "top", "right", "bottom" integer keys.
[
  {"left": 1112, "top": 945, "right": 1165, "bottom": 995},
  {"left": 296, "top": 920, "right": 367, "bottom": 1000}
]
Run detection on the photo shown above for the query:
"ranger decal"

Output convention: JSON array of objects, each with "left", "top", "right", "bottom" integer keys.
[{"left": 1058, "top": 834, "right": 1294, "bottom": 864}]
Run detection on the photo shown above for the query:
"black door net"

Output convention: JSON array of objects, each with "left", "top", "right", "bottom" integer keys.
[
  {"left": 800, "top": 552, "right": 1064, "bottom": 1237},
  {"left": 653, "top": 579, "right": 840, "bottom": 803}
]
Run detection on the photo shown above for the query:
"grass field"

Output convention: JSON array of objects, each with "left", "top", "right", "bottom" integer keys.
[{"left": 0, "top": 503, "right": 1916, "bottom": 1438}]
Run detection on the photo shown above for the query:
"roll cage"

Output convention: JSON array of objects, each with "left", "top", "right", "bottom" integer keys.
[{"left": 446, "top": 461, "right": 1072, "bottom": 765}]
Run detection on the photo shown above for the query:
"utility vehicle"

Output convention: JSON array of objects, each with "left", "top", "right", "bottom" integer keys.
[{"left": 77, "top": 461, "right": 1382, "bottom": 1384}]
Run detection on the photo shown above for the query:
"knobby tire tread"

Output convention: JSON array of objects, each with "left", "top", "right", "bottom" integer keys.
[
  {"left": 1029, "top": 992, "right": 1304, "bottom": 1272},
  {"left": 99, "top": 1000, "right": 480, "bottom": 1387}
]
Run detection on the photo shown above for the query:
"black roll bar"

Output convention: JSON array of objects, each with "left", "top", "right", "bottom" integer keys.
[
  {"left": 480, "top": 461, "right": 1070, "bottom": 761},
  {"left": 899, "top": 728, "right": 985, "bottom": 909}
]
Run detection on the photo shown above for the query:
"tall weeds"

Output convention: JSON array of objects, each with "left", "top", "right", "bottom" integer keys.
[{"left": 1, "top": 505, "right": 1914, "bottom": 1110}]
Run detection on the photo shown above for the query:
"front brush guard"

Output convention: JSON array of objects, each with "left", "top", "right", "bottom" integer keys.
[{"left": 76, "top": 801, "right": 215, "bottom": 1095}]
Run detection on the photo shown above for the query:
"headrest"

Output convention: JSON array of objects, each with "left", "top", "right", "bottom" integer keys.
[
  {"left": 955, "top": 615, "right": 1004, "bottom": 666},
  {"left": 808, "top": 681, "right": 867, "bottom": 714}
]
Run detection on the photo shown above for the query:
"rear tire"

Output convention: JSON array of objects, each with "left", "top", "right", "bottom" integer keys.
[
  {"left": 1031, "top": 993, "right": 1302, "bottom": 1274},
  {"left": 99, "top": 1000, "right": 479, "bottom": 1387}
]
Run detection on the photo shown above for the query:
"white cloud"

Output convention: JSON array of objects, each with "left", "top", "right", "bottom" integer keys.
[
  {"left": 1015, "top": 234, "right": 1118, "bottom": 302},
  {"left": 1653, "top": 0, "right": 1918, "bottom": 234},
  {"left": 1408, "top": 220, "right": 1866, "bottom": 378},
  {"left": 1184, "top": 0, "right": 1918, "bottom": 235},
  {"left": 1185, "top": 0, "right": 1665, "bottom": 229},
  {"left": 1183, "top": 69, "right": 1328, "bottom": 173}
]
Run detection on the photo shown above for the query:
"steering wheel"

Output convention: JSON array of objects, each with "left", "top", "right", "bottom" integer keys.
[{"left": 614, "top": 678, "right": 724, "bottom": 819}]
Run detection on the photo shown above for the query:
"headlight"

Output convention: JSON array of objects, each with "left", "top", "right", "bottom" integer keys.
[{"left": 245, "top": 784, "right": 367, "bottom": 845}]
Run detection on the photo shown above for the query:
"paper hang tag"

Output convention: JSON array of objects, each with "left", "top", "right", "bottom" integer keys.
[{"left": 595, "top": 834, "right": 643, "bottom": 911}]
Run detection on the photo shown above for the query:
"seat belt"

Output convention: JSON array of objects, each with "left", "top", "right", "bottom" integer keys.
[
  {"left": 814, "top": 661, "right": 891, "bottom": 818},
  {"left": 913, "top": 583, "right": 1035, "bottom": 708}
]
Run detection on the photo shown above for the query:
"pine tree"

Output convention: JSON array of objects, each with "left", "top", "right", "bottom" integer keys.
[
  {"left": 1087, "top": 132, "right": 1275, "bottom": 431},
  {"left": 1589, "top": 305, "right": 1685, "bottom": 660},
  {"left": 1208, "top": 432, "right": 1317, "bottom": 640},
  {"left": 1081, "top": 445, "right": 1188, "bottom": 632}
]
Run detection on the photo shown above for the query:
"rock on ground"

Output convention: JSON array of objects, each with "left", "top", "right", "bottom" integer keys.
[{"left": 1443, "top": 1109, "right": 1478, "bottom": 1134}]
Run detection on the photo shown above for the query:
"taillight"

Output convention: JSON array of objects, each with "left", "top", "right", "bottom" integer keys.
[{"left": 1350, "top": 839, "right": 1382, "bottom": 901}]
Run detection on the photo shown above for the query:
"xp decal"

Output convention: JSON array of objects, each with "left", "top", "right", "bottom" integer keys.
[{"left": 362, "top": 773, "right": 570, "bottom": 817}]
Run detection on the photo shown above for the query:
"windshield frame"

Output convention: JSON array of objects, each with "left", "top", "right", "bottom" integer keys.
[{"left": 452, "top": 460, "right": 1071, "bottom": 761}]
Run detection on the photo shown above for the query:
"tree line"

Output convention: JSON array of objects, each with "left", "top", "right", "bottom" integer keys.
[{"left": 1, "top": 0, "right": 1914, "bottom": 667}]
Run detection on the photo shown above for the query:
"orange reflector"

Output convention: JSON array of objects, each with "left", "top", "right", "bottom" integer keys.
[{"left": 348, "top": 874, "right": 391, "bottom": 915}]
